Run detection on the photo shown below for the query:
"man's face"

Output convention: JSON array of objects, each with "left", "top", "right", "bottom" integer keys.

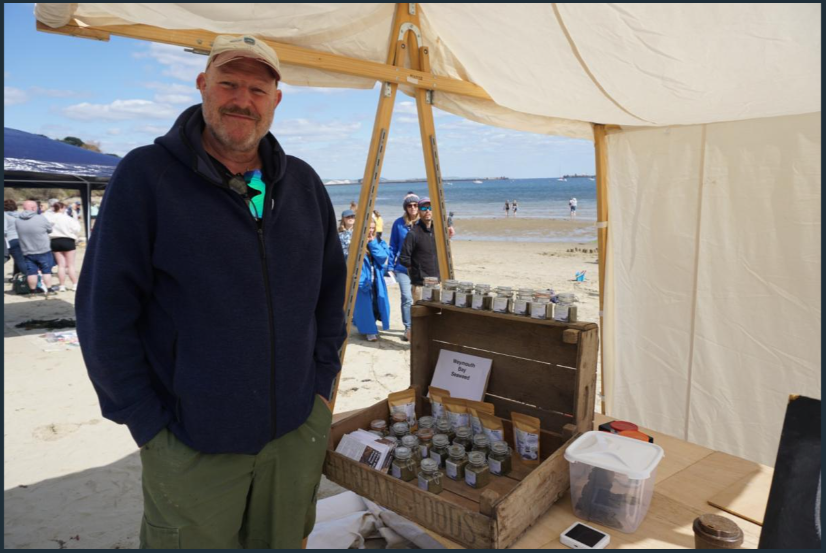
[
  {"left": 22, "top": 200, "right": 37, "bottom": 212},
  {"left": 197, "top": 56, "right": 282, "bottom": 153},
  {"left": 420, "top": 203, "right": 432, "bottom": 222}
]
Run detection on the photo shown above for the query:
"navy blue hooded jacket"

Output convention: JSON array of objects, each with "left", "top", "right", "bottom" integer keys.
[{"left": 76, "top": 104, "right": 347, "bottom": 454}]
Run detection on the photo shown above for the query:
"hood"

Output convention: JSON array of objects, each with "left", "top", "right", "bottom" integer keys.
[
  {"left": 18, "top": 210, "right": 38, "bottom": 220},
  {"left": 155, "top": 104, "right": 287, "bottom": 186}
]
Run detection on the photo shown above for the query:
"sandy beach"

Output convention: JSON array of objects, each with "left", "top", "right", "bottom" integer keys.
[{"left": 4, "top": 225, "right": 600, "bottom": 549}]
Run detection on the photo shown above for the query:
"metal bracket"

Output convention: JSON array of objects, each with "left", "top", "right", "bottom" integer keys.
[
  {"left": 384, "top": 82, "right": 392, "bottom": 98},
  {"left": 184, "top": 47, "right": 210, "bottom": 56},
  {"left": 408, "top": 3, "right": 416, "bottom": 16},
  {"left": 425, "top": 90, "right": 433, "bottom": 104},
  {"left": 398, "top": 22, "right": 422, "bottom": 49}
]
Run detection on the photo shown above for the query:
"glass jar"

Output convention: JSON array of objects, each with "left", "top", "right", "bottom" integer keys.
[
  {"left": 429, "top": 434, "right": 451, "bottom": 468},
  {"left": 441, "top": 279, "right": 459, "bottom": 305},
  {"left": 390, "top": 411, "right": 408, "bottom": 426},
  {"left": 453, "top": 426, "right": 473, "bottom": 453},
  {"left": 422, "top": 276, "right": 441, "bottom": 302},
  {"left": 444, "top": 444, "right": 469, "bottom": 481},
  {"left": 454, "top": 281, "right": 474, "bottom": 308},
  {"left": 401, "top": 434, "right": 421, "bottom": 469},
  {"left": 435, "top": 418, "right": 456, "bottom": 443},
  {"left": 392, "top": 421, "right": 410, "bottom": 439},
  {"left": 391, "top": 446, "right": 417, "bottom": 482},
  {"left": 472, "top": 433, "right": 490, "bottom": 457},
  {"left": 511, "top": 287, "right": 534, "bottom": 316},
  {"left": 417, "top": 458, "right": 443, "bottom": 494},
  {"left": 554, "top": 292, "right": 578, "bottom": 322},
  {"left": 488, "top": 440, "right": 513, "bottom": 476},
  {"left": 471, "top": 283, "right": 493, "bottom": 310},
  {"left": 464, "top": 451, "right": 491, "bottom": 489},
  {"left": 418, "top": 415, "right": 435, "bottom": 430},
  {"left": 492, "top": 286, "right": 513, "bottom": 313},
  {"left": 384, "top": 435, "right": 399, "bottom": 455},
  {"left": 416, "top": 428, "right": 434, "bottom": 459},
  {"left": 370, "top": 419, "right": 389, "bottom": 437},
  {"left": 530, "top": 289, "right": 553, "bottom": 320}
]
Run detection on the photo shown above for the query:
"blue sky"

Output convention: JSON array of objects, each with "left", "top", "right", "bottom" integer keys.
[{"left": 4, "top": 4, "right": 595, "bottom": 180}]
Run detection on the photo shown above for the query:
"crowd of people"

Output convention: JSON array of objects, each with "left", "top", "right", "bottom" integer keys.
[{"left": 4, "top": 198, "right": 83, "bottom": 294}]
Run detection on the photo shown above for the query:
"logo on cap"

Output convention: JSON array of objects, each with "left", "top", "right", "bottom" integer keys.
[{"left": 244, "top": 37, "right": 255, "bottom": 45}]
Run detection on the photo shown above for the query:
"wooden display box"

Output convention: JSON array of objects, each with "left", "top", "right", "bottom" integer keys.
[{"left": 323, "top": 302, "right": 599, "bottom": 548}]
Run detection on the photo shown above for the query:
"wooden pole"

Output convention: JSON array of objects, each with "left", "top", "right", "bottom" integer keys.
[
  {"left": 593, "top": 124, "right": 609, "bottom": 415},
  {"left": 329, "top": 4, "right": 419, "bottom": 410}
]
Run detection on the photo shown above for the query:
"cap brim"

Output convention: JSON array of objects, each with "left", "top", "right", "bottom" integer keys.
[{"left": 211, "top": 52, "right": 280, "bottom": 79}]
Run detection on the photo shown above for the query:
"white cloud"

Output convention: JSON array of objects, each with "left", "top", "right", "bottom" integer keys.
[
  {"left": 144, "top": 82, "right": 196, "bottom": 94},
  {"left": 62, "top": 99, "right": 178, "bottom": 121},
  {"left": 274, "top": 118, "right": 361, "bottom": 142},
  {"left": 4, "top": 86, "right": 28, "bottom": 106},
  {"left": 135, "top": 125, "right": 169, "bottom": 135},
  {"left": 107, "top": 128, "right": 122, "bottom": 136},
  {"left": 394, "top": 101, "right": 448, "bottom": 117},
  {"left": 136, "top": 43, "right": 205, "bottom": 82},
  {"left": 397, "top": 116, "right": 420, "bottom": 125},
  {"left": 154, "top": 93, "right": 195, "bottom": 104},
  {"left": 29, "top": 86, "right": 88, "bottom": 99}
]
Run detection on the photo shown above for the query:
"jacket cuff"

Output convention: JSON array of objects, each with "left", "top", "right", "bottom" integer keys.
[{"left": 124, "top": 397, "right": 173, "bottom": 447}]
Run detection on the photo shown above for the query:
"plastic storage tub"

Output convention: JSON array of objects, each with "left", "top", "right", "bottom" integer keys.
[{"left": 564, "top": 430, "right": 665, "bottom": 533}]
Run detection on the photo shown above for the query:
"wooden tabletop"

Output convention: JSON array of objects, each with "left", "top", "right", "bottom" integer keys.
[{"left": 330, "top": 411, "right": 771, "bottom": 549}]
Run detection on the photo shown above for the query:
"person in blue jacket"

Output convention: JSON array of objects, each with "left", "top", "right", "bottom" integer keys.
[
  {"left": 354, "top": 219, "right": 391, "bottom": 342},
  {"left": 389, "top": 193, "right": 419, "bottom": 342}
]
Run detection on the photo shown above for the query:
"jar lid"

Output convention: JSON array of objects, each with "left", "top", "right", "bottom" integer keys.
[
  {"left": 491, "top": 440, "right": 509, "bottom": 454},
  {"left": 455, "top": 426, "right": 471, "bottom": 438},
  {"left": 418, "top": 416, "right": 434, "bottom": 428},
  {"left": 555, "top": 292, "right": 577, "bottom": 302},
  {"left": 424, "top": 276, "right": 440, "bottom": 285},
  {"left": 564, "top": 431, "right": 664, "bottom": 479},
  {"left": 432, "top": 434, "right": 450, "bottom": 446},
  {"left": 401, "top": 435, "right": 419, "bottom": 447},
  {"left": 610, "top": 420, "right": 638, "bottom": 432},
  {"left": 475, "top": 283, "right": 491, "bottom": 291},
  {"left": 416, "top": 428, "right": 435, "bottom": 440},
  {"left": 384, "top": 435, "right": 399, "bottom": 445},
  {"left": 693, "top": 514, "right": 744, "bottom": 541},
  {"left": 468, "top": 451, "right": 486, "bottom": 466},
  {"left": 371, "top": 419, "right": 387, "bottom": 428},
  {"left": 495, "top": 286, "right": 513, "bottom": 292},
  {"left": 392, "top": 422, "right": 409, "bottom": 434},
  {"left": 420, "top": 458, "right": 439, "bottom": 473},
  {"left": 391, "top": 411, "right": 408, "bottom": 422},
  {"left": 618, "top": 430, "right": 651, "bottom": 443},
  {"left": 473, "top": 433, "right": 489, "bottom": 446},
  {"left": 448, "top": 444, "right": 466, "bottom": 457},
  {"left": 458, "top": 281, "right": 473, "bottom": 287},
  {"left": 394, "top": 446, "right": 412, "bottom": 460},
  {"left": 436, "top": 418, "right": 451, "bottom": 430}
]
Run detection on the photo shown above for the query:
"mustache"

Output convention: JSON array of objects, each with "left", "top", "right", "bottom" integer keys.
[{"left": 219, "top": 106, "right": 260, "bottom": 121}]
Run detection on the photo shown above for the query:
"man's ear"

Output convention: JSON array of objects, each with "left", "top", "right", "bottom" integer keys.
[
  {"left": 196, "top": 72, "right": 206, "bottom": 93},
  {"left": 273, "top": 88, "right": 283, "bottom": 110}
]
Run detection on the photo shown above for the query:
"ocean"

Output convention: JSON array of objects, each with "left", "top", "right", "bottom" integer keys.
[{"left": 327, "top": 177, "right": 597, "bottom": 242}]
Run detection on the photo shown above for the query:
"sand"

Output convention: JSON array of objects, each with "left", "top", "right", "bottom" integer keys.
[{"left": 3, "top": 231, "right": 600, "bottom": 549}]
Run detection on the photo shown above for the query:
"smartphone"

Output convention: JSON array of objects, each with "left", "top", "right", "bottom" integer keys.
[{"left": 560, "top": 522, "right": 610, "bottom": 549}]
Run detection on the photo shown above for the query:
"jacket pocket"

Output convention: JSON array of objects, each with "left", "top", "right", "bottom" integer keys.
[{"left": 141, "top": 517, "right": 180, "bottom": 549}]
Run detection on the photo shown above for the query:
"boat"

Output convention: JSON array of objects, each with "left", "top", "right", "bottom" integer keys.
[
  {"left": 473, "top": 179, "right": 483, "bottom": 184},
  {"left": 557, "top": 178, "right": 567, "bottom": 182}
]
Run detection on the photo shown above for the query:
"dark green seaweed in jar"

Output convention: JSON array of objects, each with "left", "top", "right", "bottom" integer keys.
[
  {"left": 472, "top": 433, "right": 490, "bottom": 458},
  {"left": 465, "top": 451, "right": 491, "bottom": 488},
  {"left": 453, "top": 425, "right": 473, "bottom": 453},
  {"left": 416, "top": 428, "right": 434, "bottom": 459},
  {"left": 391, "top": 446, "right": 417, "bottom": 482},
  {"left": 444, "top": 444, "right": 468, "bottom": 481},
  {"left": 435, "top": 418, "right": 456, "bottom": 443},
  {"left": 488, "top": 440, "right": 512, "bottom": 476},
  {"left": 417, "top": 458, "right": 443, "bottom": 494},
  {"left": 401, "top": 434, "right": 421, "bottom": 469},
  {"left": 429, "top": 434, "right": 451, "bottom": 468}
]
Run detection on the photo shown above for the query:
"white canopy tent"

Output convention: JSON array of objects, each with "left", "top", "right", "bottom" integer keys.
[{"left": 35, "top": 3, "right": 821, "bottom": 466}]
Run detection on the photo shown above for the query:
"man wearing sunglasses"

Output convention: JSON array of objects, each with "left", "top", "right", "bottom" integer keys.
[{"left": 399, "top": 197, "right": 440, "bottom": 302}]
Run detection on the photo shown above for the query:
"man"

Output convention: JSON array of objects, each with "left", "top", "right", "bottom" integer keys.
[
  {"left": 569, "top": 196, "right": 578, "bottom": 219},
  {"left": 399, "top": 196, "right": 440, "bottom": 301},
  {"left": 14, "top": 200, "right": 53, "bottom": 294},
  {"left": 76, "top": 35, "right": 347, "bottom": 549}
]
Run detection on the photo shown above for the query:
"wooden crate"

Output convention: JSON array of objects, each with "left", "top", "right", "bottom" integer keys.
[{"left": 323, "top": 302, "right": 599, "bottom": 548}]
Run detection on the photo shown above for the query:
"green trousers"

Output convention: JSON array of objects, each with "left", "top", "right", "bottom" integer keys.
[{"left": 139, "top": 396, "right": 332, "bottom": 549}]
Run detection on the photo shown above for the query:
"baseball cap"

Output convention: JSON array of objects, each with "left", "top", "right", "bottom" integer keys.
[
  {"left": 207, "top": 35, "right": 281, "bottom": 80},
  {"left": 403, "top": 194, "right": 420, "bottom": 207},
  {"left": 48, "top": 198, "right": 60, "bottom": 207},
  {"left": 341, "top": 209, "right": 355, "bottom": 218},
  {"left": 419, "top": 197, "right": 431, "bottom": 206}
]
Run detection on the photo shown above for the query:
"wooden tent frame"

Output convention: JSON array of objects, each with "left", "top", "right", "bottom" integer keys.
[{"left": 37, "top": 3, "right": 609, "bottom": 414}]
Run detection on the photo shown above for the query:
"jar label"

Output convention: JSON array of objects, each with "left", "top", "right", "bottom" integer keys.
[
  {"left": 445, "top": 460, "right": 458, "bottom": 479},
  {"left": 489, "top": 458, "right": 502, "bottom": 475},
  {"left": 430, "top": 451, "right": 442, "bottom": 466},
  {"left": 514, "top": 299, "right": 528, "bottom": 315},
  {"left": 554, "top": 305, "right": 570, "bottom": 321},
  {"left": 422, "top": 287, "right": 433, "bottom": 301},
  {"left": 455, "top": 294, "right": 468, "bottom": 308},
  {"left": 471, "top": 295, "right": 484, "bottom": 309},
  {"left": 465, "top": 469, "right": 476, "bottom": 486},
  {"left": 441, "top": 290, "right": 455, "bottom": 304},
  {"left": 418, "top": 475, "right": 428, "bottom": 491},
  {"left": 493, "top": 297, "right": 508, "bottom": 312},
  {"left": 530, "top": 303, "right": 547, "bottom": 319},
  {"left": 392, "top": 464, "right": 401, "bottom": 479}
]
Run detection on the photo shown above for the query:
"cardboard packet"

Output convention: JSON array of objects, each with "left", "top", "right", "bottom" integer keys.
[
  {"left": 465, "top": 400, "right": 495, "bottom": 436},
  {"left": 478, "top": 411, "right": 506, "bottom": 444},
  {"left": 442, "top": 397, "right": 470, "bottom": 430},
  {"left": 428, "top": 386, "right": 451, "bottom": 420},
  {"left": 512, "top": 412, "right": 541, "bottom": 464},
  {"left": 388, "top": 388, "right": 417, "bottom": 430}
]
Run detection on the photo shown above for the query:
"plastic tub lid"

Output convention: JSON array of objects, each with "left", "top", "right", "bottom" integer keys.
[{"left": 564, "top": 431, "right": 664, "bottom": 480}]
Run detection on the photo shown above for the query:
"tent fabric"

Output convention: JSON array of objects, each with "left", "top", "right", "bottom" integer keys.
[
  {"left": 604, "top": 112, "right": 821, "bottom": 466},
  {"left": 4, "top": 127, "right": 119, "bottom": 178},
  {"left": 32, "top": 3, "right": 821, "bottom": 465}
]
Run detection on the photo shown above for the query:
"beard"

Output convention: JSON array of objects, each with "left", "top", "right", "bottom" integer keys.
[{"left": 201, "top": 100, "right": 273, "bottom": 153}]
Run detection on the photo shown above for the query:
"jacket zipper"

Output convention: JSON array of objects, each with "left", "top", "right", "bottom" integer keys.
[{"left": 255, "top": 224, "right": 278, "bottom": 440}]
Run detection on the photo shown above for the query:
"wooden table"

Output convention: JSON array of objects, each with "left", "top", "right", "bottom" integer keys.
[{"left": 331, "top": 411, "right": 772, "bottom": 549}]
